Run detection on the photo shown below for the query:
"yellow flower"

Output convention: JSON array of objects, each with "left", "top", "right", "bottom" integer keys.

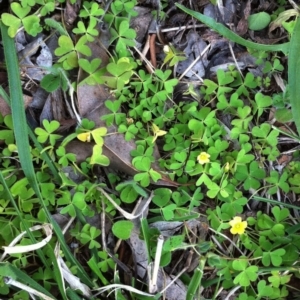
[
  {"left": 197, "top": 152, "right": 210, "bottom": 165},
  {"left": 126, "top": 118, "right": 134, "bottom": 124},
  {"left": 224, "top": 162, "right": 230, "bottom": 172},
  {"left": 152, "top": 123, "right": 167, "bottom": 143},
  {"left": 77, "top": 132, "right": 91, "bottom": 142},
  {"left": 229, "top": 216, "right": 247, "bottom": 235},
  {"left": 163, "top": 45, "right": 170, "bottom": 54}
]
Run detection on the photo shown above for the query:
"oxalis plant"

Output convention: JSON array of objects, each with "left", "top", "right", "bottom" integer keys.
[{"left": 0, "top": 0, "right": 300, "bottom": 299}]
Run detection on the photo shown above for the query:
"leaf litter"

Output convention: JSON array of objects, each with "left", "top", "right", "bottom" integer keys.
[{"left": 1, "top": 0, "right": 300, "bottom": 299}]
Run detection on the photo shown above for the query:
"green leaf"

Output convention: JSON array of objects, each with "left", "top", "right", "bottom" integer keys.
[
  {"left": 153, "top": 188, "right": 171, "bottom": 207},
  {"left": 164, "top": 78, "right": 178, "bottom": 93},
  {"left": 163, "top": 235, "right": 185, "bottom": 252},
  {"left": 79, "top": 58, "right": 101, "bottom": 74},
  {"left": 255, "top": 93, "right": 272, "bottom": 117},
  {"left": 11, "top": 2, "right": 31, "bottom": 19},
  {"left": 275, "top": 108, "right": 293, "bottom": 123},
  {"left": 91, "top": 127, "right": 106, "bottom": 145},
  {"left": 22, "top": 15, "right": 42, "bottom": 36},
  {"left": 133, "top": 157, "right": 151, "bottom": 171},
  {"left": 1, "top": 14, "right": 21, "bottom": 37},
  {"left": 203, "top": 79, "right": 218, "bottom": 94},
  {"left": 40, "top": 74, "right": 61, "bottom": 92},
  {"left": 112, "top": 220, "right": 133, "bottom": 239},
  {"left": 119, "top": 185, "right": 138, "bottom": 203},
  {"left": 233, "top": 264, "right": 259, "bottom": 287},
  {"left": 217, "top": 69, "right": 234, "bottom": 85},
  {"left": 149, "top": 169, "right": 162, "bottom": 182},
  {"left": 73, "top": 20, "right": 87, "bottom": 35},
  {"left": 97, "top": 251, "right": 115, "bottom": 273},
  {"left": 252, "top": 123, "right": 271, "bottom": 138},
  {"left": 134, "top": 172, "right": 150, "bottom": 187},
  {"left": 55, "top": 36, "right": 75, "bottom": 56},
  {"left": 40, "top": 2, "right": 55, "bottom": 16},
  {"left": 119, "top": 20, "right": 136, "bottom": 39},
  {"left": 248, "top": 12, "right": 271, "bottom": 31},
  {"left": 262, "top": 248, "right": 286, "bottom": 267},
  {"left": 75, "top": 36, "right": 91, "bottom": 56},
  {"left": 272, "top": 206, "right": 289, "bottom": 223},
  {"left": 257, "top": 280, "right": 273, "bottom": 297},
  {"left": 90, "top": 145, "right": 110, "bottom": 166}
]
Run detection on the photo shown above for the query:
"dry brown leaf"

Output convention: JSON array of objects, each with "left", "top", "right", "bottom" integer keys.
[
  {"left": 0, "top": 95, "right": 11, "bottom": 117},
  {"left": 128, "top": 202, "right": 186, "bottom": 299},
  {"left": 0, "top": 93, "right": 32, "bottom": 117},
  {"left": 131, "top": 7, "right": 152, "bottom": 43},
  {"left": 64, "top": 0, "right": 81, "bottom": 27},
  {"left": 236, "top": 0, "right": 251, "bottom": 36},
  {"left": 70, "top": 31, "right": 178, "bottom": 187}
]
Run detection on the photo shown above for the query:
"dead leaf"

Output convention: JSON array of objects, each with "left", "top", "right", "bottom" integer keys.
[
  {"left": 131, "top": 7, "right": 152, "bottom": 43},
  {"left": 64, "top": 0, "right": 81, "bottom": 27},
  {"left": 236, "top": 0, "right": 251, "bottom": 36},
  {"left": 39, "top": 89, "right": 68, "bottom": 124},
  {"left": 70, "top": 29, "right": 178, "bottom": 187},
  {"left": 18, "top": 36, "right": 52, "bottom": 81},
  {"left": 128, "top": 200, "right": 186, "bottom": 299},
  {"left": 0, "top": 91, "right": 32, "bottom": 117},
  {"left": 0, "top": 95, "right": 10, "bottom": 117}
]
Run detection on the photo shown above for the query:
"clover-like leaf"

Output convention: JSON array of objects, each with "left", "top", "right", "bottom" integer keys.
[
  {"left": 55, "top": 36, "right": 75, "bottom": 56},
  {"left": 91, "top": 127, "right": 107, "bottom": 146},
  {"left": 112, "top": 220, "right": 133, "bottom": 240},
  {"left": 272, "top": 206, "right": 289, "bottom": 223},
  {"left": 134, "top": 157, "right": 151, "bottom": 172},
  {"left": 22, "top": 15, "right": 42, "bottom": 36},
  {"left": 11, "top": 2, "right": 31, "bottom": 19},
  {"left": 262, "top": 248, "right": 286, "bottom": 267},
  {"left": 1, "top": 13, "right": 22, "bottom": 37},
  {"left": 233, "top": 264, "right": 258, "bottom": 287},
  {"left": 90, "top": 145, "right": 110, "bottom": 166},
  {"left": 248, "top": 12, "right": 271, "bottom": 31},
  {"left": 75, "top": 36, "right": 91, "bottom": 56}
]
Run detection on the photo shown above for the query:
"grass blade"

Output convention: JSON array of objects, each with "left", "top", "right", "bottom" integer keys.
[
  {"left": 253, "top": 195, "right": 300, "bottom": 210},
  {"left": 0, "top": 262, "right": 55, "bottom": 299},
  {"left": 0, "top": 21, "right": 93, "bottom": 291},
  {"left": 288, "top": 16, "right": 300, "bottom": 135},
  {"left": 175, "top": 3, "right": 290, "bottom": 54},
  {"left": 186, "top": 257, "right": 206, "bottom": 300}
]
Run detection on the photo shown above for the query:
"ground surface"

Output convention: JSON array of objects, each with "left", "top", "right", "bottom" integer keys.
[{"left": 1, "top": 0, "right": 300, "bottom": 299}]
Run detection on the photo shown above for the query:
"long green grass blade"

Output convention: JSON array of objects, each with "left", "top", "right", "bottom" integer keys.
[
  {"left": 0, "top": 21, "right": 93, "bottom": 291},
  {"left": 186, "top": 257, "right": 206, "bottom": 300},
  {"left": 176, "top": 4, "right": 290, "bottom": 54},
  {"left": 288, "top": 16, "right": 300, "bottom": 135},
  {"left": 253, "top": 195, "right": 300, "bottom": 210}
]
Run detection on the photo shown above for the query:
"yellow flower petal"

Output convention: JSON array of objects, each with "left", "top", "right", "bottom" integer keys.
[
  {"left": 152, "top": 123, "right": 167, "bottom": 143},
  {"left": 229, "top": 216, "right": 247, "bottom": 235},
  {"left": 163, "top": 45, "right": 170, "bottom": 54},
  {"left": 77, "top": 132, "right": 91, "bottom": 142},
  {"left": 197, "top": 152, "right": 210, "bottom": 165},
  {"left": 156, "top": 130, "right": 167, "bottom": 137},
  {"left": 224, "top": 162, "right": 230, "bottom": 172},
  {"left": 127, "top": 118, "right": 134, "bottom": 124},
  {"left": 152, "top": 123, "right": 159, "bottom": 134}
]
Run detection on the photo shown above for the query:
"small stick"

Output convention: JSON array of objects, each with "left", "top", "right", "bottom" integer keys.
[{"left": 149, "top": 34, "right": 157, "bottom": 69}]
